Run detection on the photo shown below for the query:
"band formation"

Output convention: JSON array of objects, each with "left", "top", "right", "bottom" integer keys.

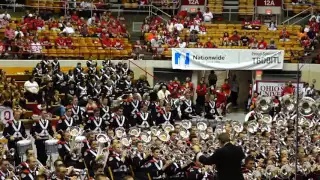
[{"left": 0, "top": 59, "right": 319, "bottom": 180}]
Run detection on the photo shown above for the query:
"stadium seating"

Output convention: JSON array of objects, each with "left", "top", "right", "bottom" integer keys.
[
  {"left": 157, "top": 24, "right": 304, "bottom": 62},
  {"left": 207, "top": 0, "right": 224, "bottom": 15},
  {"left": 238, "top": 0, "right": 254, "bottom": 16}
]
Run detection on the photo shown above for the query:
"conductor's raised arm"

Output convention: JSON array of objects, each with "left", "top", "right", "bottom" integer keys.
[{"left": 194, "top": 133, "right": 245, "bottom": 180}]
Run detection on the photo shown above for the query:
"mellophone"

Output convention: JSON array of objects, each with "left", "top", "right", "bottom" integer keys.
[{"left": 8, "top": 95, "right": 319, "bottom": 180}]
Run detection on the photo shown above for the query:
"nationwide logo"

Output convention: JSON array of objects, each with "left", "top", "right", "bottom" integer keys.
[{"left": 174, "top": 52, "right": 190, "bottom": 65}]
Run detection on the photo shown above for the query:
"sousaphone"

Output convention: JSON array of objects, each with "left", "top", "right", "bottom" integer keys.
[
  {"left": 115, "top": 127, "right": 126, "bottom": 138},
  {"left": 162, "top": 123, "right": 175, "bottom": 133},
  {"left": 181, "top": 120, "right": 192, "bottom": 129},
  {"left": 196, "top": 122, "right": 207, "bottom": 131},
  {"left": 129, "top": 127, "right": 141, "bottom": 137},
  {"left": 299, "top": 97, "right": 315, "bottom": 117},
  {"left": 179, "top": 128, "right": 190, "bottom": 139}
]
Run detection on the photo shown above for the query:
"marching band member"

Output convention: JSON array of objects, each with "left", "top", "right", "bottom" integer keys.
[
  {"left": 156, "top": 104, "right": 175, "bottom": 125},
  {"left": 135, "top": 104, "right": 154, "bottom": 128},
  {"left": 196, "top": 80, "right": 207, "bottom": 112},
  {"left": 144, "top": 147, "right": 172, "bottom": 180},
  {"left": 180, "top": 94, "right": 195, "bottom": 120},
  {"left": 204, "top": 94, "right": 218, "bottom": 119},
  {"left": 3, "top": 110, "right": 27, "bottom": 164},
  {"left": 103, "top": 80, "right": 114, "bottom": 98},
  {"left": 107, "top": 142, "right": 130, "bottom": 180},
  {"left": 0, "top": 159, "right": 10, "bottom": 179},
  {"left": 84, "top": 140, "right": 99, "bottom": 177},
  {"left": 73, "top": 62, "right": 84, "bottom": 79},
  {"left": 70, "top": 97, "right": 84, "bottom": 125},
  {"left": 57, "top": 131, "right": 82, "bottom": 169},
  {"left": 100, "top": 97, "right": 111, "bottom": 123},
  {"left": 30, "top": 109, "right": 54, "bottom": 166},
  {"left": 110, "top": 107, "right": 130, "bottom": 129},
  {"left": 56, "top": 106, "right": 75, "bottom": 132},
  {"left": 20, "top": 156, "right": 43, "bottom": 180},
  {"left": 131, "top": 141, "right": 150, "bottom": 180},
  {"left": 85, "top": 109, "right": 108, "bottom": 132}
]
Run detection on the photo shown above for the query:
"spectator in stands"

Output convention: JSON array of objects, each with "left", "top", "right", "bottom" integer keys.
[
  {"left": 258, "top": 38, "right": 267, "bottom": 49},
  {"left": 280, "top": 27, "right": 290, "bottom": 42},
  {"left": 249, "top": 39, "right": 259, "bottom": 49},
  {"left": 189, "top": 22, "right": 200, "bottom": 33},
  {"left": 240, "top": 32, "right": 250, "bottom": 46},
  {"left": 178, "top": 39, "right": 187, "bottom": 48},
  {"left": 195, "top": 38, "right": 203, "bottom": 48},
  {"left": 205, "top": 37, "right": 216, "bottom": 48},
  {"left": 174, "top": 20, "right": 184, "bottom": 32},
  {"left": 268, "top": 21, "right": 277, "bottom": 31},
  {"left": 307, "top": 27, "right": 318, "bottom": 49},
  {"left": 196, "top": 8, "right": 203, "bottom": 19},
  {"left": 41, "top": 34, "right": 52, "bottom": 49},
  {"left": 113, "top": 36, "right": 124, "bottom": 50},
  {"left": 30, "top": 38, "right": 42, "bottom": 59},
  {"left": 0, "top": 11, "right": 11, "bottom": 20},
  {"left": 56, "top": 34, "right": 66, "bottom": 49},
  {"left": 267, "top": 39, "right": 277, "bottom": 49},
  {"left": 61, "top": 22, "right": 75, "bottom": 35},
  {"left": 301, "top": 36, "right": 311, "bottom": 54},
  {"left": 309, "top": 16, "right": 319, "bottom": 34},
  {"left": 199, "top": 23, "right": 207, "bottom": 35},
  {"left": 4, "top": 26, "right": 15, "bottom": 52},
  {"left": 36, "top": 16, "right": 45, "bottom": 31},
  {"left": 189, "top": 33, "right": 198, "bottom": 43},
  {"left": 203, "top": 8, "right": 213, "bottom": 23},
  {"left": 0, "top": 16, "right": 9, "bottom": 29},
  {"left": 65, "top": 34, "right": 73, "bottom": 49},
  {"left": 229, "top": 31, "right": 240, "bottom": 46},
  {"left": 222, "top": 32, "right": 230, "bottom": 46}
]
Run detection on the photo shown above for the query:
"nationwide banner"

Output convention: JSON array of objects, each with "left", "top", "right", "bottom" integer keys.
[
  {"left": 256, "top": 80, "right": 304, "bottom": 97},
  {"left": 172, "top": 48, "right": 284, "bottom": 70}
]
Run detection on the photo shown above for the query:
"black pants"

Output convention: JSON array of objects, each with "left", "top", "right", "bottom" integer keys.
[
  {"left": 196, "top": 95, "right": 205, "bottom": 114},
  {"left": 230, "top": 91, "right": 238, "bottom": 106},
  {"left": 8, "top": 140, "right": 21, "bottom": 165},
  {"left": 35, "top": 139, "right": 48, "bottom": 165}
]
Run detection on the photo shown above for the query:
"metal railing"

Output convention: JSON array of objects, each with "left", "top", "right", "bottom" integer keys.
[
  {"left": 281, "top": 4, "right": 314, "bottom": 24},
  {"left": 0, "top": 0, "right": 181, "bottom": 17},
  {"left": 205, "top": 4, "right": 256, "bottom": 21}
]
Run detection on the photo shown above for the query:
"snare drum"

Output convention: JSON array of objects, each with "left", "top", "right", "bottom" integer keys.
[
  {"left": 17, "top": 140, "right": 32, "bottom": 157},
  {"left": 45, "top": 139, "right": 59, "bottom": 154}
]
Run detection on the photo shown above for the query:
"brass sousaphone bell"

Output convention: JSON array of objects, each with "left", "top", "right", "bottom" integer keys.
[
  {"left": 299, "top": 97, "right": 316, "bottom": 117},
  {"left": 162, "top": 123, "right": 175, "bottom": 133},
  {"left": 129, "top": 127, "right": 141, "bottom": 137},
  {"left": 140, "top": 132, "right": 151, "bottom": 143},
  {"left": 179, "top": 128, "right": 190, "bottom": 139},
  {"left": 196, "top": 122, "right": 207, "bottom": 131},
  {"left": 158, "top": 132, "right": 170, "bottom": 142},
  {"left": 115, "top": 127, "right": 126, "bottom": 138},
  {"left": 181, "top": 120, "right": 192, "bottom": 130}
]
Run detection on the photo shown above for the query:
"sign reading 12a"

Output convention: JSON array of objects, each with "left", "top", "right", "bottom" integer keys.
[
  {"left": 182, "top": 0, "right": 205, "bottom": 5},
  {"left": 188, "top": 0, "right": 199, "bottom": 4},
  {"left": 256, "top": 0, "right": 281, "bottom": 6}
]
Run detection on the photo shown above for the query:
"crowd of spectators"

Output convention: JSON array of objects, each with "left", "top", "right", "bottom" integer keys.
[{"left": 0, "top": 9, "right": 131, "bottom": 59}]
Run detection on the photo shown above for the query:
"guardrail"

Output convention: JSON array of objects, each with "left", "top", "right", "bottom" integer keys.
[{"left": 281, "top": 4, "right": 314, "bottom": 23}]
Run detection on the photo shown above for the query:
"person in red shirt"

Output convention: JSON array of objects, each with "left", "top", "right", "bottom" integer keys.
[
  {"left": 64, "top": 34, "right": 73, "bottom": 49},
  {"left": 170, "top": 77, "right": 180, "bottom": 98},
  {"left": 258, "top": 38, "right": 267, "bottom": 49},
  {"left": 48, "top": 18, "right": 59, "bottom": 31},
  {"left": 177, "top": 9, "right": 188, "bottom": 19},
  {"left": 71, "top": 11, "right": 79, "bottom": 23},
  {"left": 112, "top": 37, "right": 123, "bottom": 50},
  {"left": 250, "top": 92, "right": 258, "bottom": 111},
  {"left": 41, "top": 34, "right": 52, "bottom": 49},
  {"left": 102, "top": 34, "right": 112, "bottom": 49},
  {"left": 184, "top": 77, "right": 194, "bottom": 96},
  {"left": 229, "top": 31, "right": 240, "bottom": 46},
  {"left": 36, "top": 16, "right": 45, "bottom": 31},
  {"left": 221, "top": 79, "right": 231, "bottom": 98},
  {"left": 205, "top": 37, "right": 214, "bottom": 48},
  {"left": 55, "top": 33, "right": 66, "bottom": 48},
  {"left": 210, "top": 87, "right": 226, "bottom": 113},
  {"left": 196, "top": 79, "right": 207, "bottom": 111},
  {"left": 281, "top": 82, "right": 294, "bottom": 96}
]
